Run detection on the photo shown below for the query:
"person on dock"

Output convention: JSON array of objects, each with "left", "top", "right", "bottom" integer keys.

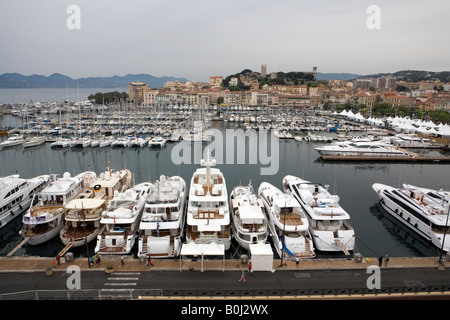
[
  {"left": 248, "top": 261, "right": 252, "bottom": 275},
  {"left": 384, "top": 254, "right": 390, "bottom": 267},
  {"left": 121, "top": 255, "right": 124, "bottom": 266},
  {"left": 378, "top": 256, "right": 383, "bottom": 267},
  {"left": 238, "top": 270, "right": 246, "bottom": 283},
  {"left": 56, "top": 254, "right": 61, "bottom": 265},
  {"left": 147, "top": 256, "right": 153, "bottom": 267}
]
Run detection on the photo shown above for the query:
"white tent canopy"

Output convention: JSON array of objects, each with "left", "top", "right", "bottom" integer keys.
[
  {"left": 249, "top": 242, "right": 274, "bottom": 272},
  {"left": 179, "top": 241, "right": 225, "bottom": 272}
]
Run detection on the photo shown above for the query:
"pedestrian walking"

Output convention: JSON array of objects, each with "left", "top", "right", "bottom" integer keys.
[
  {"left": 378, "top": 256, "right": 383, "bottom": 267},
  {"left": 295, "top": 256, "right": 300, "bottom": 266},
  {"left": 173, "top": 250, "right": 178, "bottom": 262},
  {"left": 147, "top": 256, "right": 153, "bottom": 267},
  {"left": 56, "top": 254, "right": 61, "bottom": 265},
  {"left": 121, "top": 255, "right": 124, "bottom": 266},
  {"left": 248, "top": 262, "right": 252, "bottom": 275},
  {"left": 238, "top": 270, "right": 246, "bottom": 283},
  {"left": 384, "top": 254, "right": 390, "bottom": 267}
]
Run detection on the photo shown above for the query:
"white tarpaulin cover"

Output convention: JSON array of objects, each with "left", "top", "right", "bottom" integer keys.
[
  {"left": 180, "top": 241, "right": 225, "bottom": 272},
  {"left": 249, "top": 242, "right": 273, "bottom": 271}
]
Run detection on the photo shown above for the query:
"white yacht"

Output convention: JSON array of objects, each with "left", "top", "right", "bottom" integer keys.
[
  {"left": 182, "top": 121, "right": 213, "bottom": 142},
  {"left": 99, "top": 136, "right": 115, "bottom": 148},
  {"left": 391, "top": 134, "right": 431, "bottom": 148},
  {"left": 0, "top": 134, "right": 25, "bottom": 149},
  {"left": 315, "top": 140, "right": 408, "bottom": 157},
  {"left": 230, "top": 181, "right": 269, "bottom": 250},
  {"left": 283, "top": 175, "right": 355, "bottom": 254},
  {"left": 0, "top": 174, "right": 50, "bottom": 229},
  {"left": 185, "top": 150, "right": 231, "bottom": 250},
  {"left": 111, "top": 136, "right": 131, "bottom": 148},
  {"left": 60, "top": 167, "right": 133, "bottom": 248},
  {"left": 129, "top": 137, "right": 148, "bottom": 148},
  {"left": 148, "top": 136, "right": 166, "bottom": 148},
  {"left": 138, "top": 175, "right": 187, "bottom": 259},
  {"left": 23, "top": 136, "right": 46, "bottom": 148},
  {"left": 51, "top": 138, "right": 71, "bottom": 148},
  {"left": 95, "top": 182, "right": 151, "bottom": 255},
  {"left": 20, "top": 171, "right": 97, "bottom": 245},
  {"left": 258, "top": 182, "right": 315, "bottom": 259},
  {"left": 373, "top": 183, "right": 450, "bottom": 252}
]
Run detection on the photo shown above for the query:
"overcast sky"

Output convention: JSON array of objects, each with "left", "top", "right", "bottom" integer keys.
[{"left": 0, "top": 0, "right": 449, "bottom": 82}]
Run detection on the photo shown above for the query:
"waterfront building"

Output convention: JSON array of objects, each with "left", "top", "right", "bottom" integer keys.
[{"left": 129, "top": 81, "right": 150, "bottom": 104}]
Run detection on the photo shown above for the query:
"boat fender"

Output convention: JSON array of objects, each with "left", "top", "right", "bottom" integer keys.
[
  {"left": 19, "top": 204, "right": 22, "bottom": 210},
  {"left": 414, "top": 223, "right": 418, "bottom": 228},
  {"left": 441, "top": 210, "right": 444, "bottom": 215},
  {"left": 11, "top": 210, "right": 14, "bottom": 216},
  {"left": 129, "top": 206, "right": 133, "bottom": 210},
  {"left": 395, "top": 208, "right": 398, "bottom": 213},
  {"left": 94, "top": 185, "right": 101, "bottom": 192}
]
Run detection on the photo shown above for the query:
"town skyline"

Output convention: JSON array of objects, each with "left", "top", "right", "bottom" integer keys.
[{"left": 1, "top": 1, "right": 449, "bottom": 82}]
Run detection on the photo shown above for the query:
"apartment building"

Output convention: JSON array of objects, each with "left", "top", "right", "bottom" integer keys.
[
  {"left": 129, "top": 81, "right": 149, "bottom": 104},
  {"left": 209, "top": 76, "right": 223, "bottom": 87}
]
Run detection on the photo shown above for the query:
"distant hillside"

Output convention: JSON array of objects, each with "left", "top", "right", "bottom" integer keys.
[
  {"left": 316, "top": 72, "right": 363, "bottom": 81},
  {"left": 0, "top": 73, "right": 189, "bottom": 89},
  {"left": 356, "top": 70, "right": 450, "bottom": 83}
]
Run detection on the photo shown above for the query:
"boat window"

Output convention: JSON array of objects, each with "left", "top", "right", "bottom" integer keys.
[
  {"left": 280, "top": 207, "right": 293, "bottom": 214},
  {"left": 384, "top": 191, "right": 430, "bottom": 225}
]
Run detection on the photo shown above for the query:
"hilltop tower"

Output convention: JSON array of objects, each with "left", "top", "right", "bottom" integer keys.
[{"left": 261, "top": 64, "right": 267, "bottom": 78}]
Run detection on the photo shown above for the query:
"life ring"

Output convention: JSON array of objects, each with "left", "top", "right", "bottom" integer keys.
[
  {"left": 94, "top": 184, "right": 101, "bottom": 192},
  {"left": 129, "top": 206, "right": 133, "bottom": 210}
]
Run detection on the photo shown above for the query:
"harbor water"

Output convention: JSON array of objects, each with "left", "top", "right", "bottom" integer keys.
[{"left": 1, "top": 114, "right": 450, "bottom": 259}]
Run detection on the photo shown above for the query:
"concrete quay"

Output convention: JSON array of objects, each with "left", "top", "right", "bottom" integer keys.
[{"left": 0, "top": 255, "right": 443, "bottom": 273}]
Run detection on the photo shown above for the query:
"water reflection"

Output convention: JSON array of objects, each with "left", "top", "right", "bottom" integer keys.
[{"left": 369, "top": 204, "right": 439, "bottom": 257}]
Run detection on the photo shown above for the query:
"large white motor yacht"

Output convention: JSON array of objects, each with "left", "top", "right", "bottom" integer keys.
[
  {"left": 185, "top": 150, "right": 231, "bottom": 252},
  {"left": 60, "top": 167, "right": 133, "bottom": 248},
  {"left": 95, "top": 182, "right": 151, "bottom": 255},
  {"left": 230, "top": 181, "right": 269, "bottom": 251},
  {"left": 258, "top": 182, "right": 315, "bottom": 259},
  {"left": 315, "top": 139, "right": 408, "bottom": 157},
  {"left": 21, "top": 171, "right": 97, "bottom": 245},
  {"left": 283, "top": 175, "right": 355, "bottom": 254},
  {"left": 0, "top": 174, "right": 50, "bottom": 229},
  {"left": 138, "top": 175, "right": 187, "bottom": 259},
  {"left": 373, "top": 183, "right": 450, "bottom": 252}
]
